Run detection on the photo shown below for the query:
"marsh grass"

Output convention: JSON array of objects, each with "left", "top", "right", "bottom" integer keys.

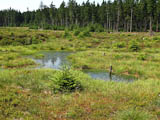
[
  {"left": 3, "top": 58, "right": 36, "bottom": 68},
  {"left": 114, "top": 108, "right": 154, "bottom": 120},
  {"left": 0, "top": 69, "right": 159, "bottom": 119},
  {"left": 0, "top": 47, "right": 38, "bottom": 69},
  {"left": 1, "top": 27, "right": 160, "bottom": 119},
  {"left": 33, "top": 54, "right": 45, "bottom": 59},
  {"left": 69, "top": 51, "right": 160, "bottom": 80}
]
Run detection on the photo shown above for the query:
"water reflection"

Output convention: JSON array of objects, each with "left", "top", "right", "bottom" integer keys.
[
  {"left": 33, "top": 51, "right": 71, "bottom": 69},
  {"left": 85, "top": 71, "right": 133, "bottom": 82},
  {"left": 32, "top": 51, "right": 134, "bottom": 82}
]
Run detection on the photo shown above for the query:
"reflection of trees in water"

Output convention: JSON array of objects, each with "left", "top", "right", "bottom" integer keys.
[
  {"left": 37, "top": 52, "right": 70, "bottom": 67},
  {"left": 41, "top": 53, "right": 57, "bottom": 65},
  {"left": 51, "top": 57, "right": 58, "bottom": 64}
]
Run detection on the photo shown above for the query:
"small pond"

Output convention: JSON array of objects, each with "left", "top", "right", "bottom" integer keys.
[{"left": 32, "top": 51, "right": 134, "bottom": 82}]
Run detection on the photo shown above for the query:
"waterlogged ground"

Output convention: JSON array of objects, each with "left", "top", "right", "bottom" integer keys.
[
  {"left": 32, "top": 51, "right": 134, "bottom": 82},
  {"left": 32, "top": 51, "right": 71, "bottom": 69},
  {"left": 0, "top": 27, "right": 160, "bottom": 119}
]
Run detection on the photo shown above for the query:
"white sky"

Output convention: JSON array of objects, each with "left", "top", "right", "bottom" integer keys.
[{"left": 0, "top": 0, "right": 104, "bottom": 12}]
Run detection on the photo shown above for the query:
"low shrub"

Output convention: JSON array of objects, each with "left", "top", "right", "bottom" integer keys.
[
  {"left": 0, "top": 38, "right": 13, "bottom": 45},
  {"left": 153, "top": 36, "right": 160, "bottom": 41},
  {"left": 32, "top": 37, "right": 41, "bottom": 44},
  {"left": 78, "top": 30, "right": 91, "bottom": 38},
  {"left": 92, "top": 39, "right": 100, "bottom": 43},
  {"left": 43, "top": 24, "right": 52, "bottom": 30},
  {"left": 63, "top": 30, "right": 72, "bottom": 38},
  {"left": 137, "top": 53, "right": 148, "bottom": 61},
  {"left": 29, "top": 25, "right": 38, "bottom": 29},
  {"left": 95, "top": 24, "right": 104, "bottom": 32},
  {"left": 88, "top": 24, "right": 95, "bottom": 32},
  {"left": 83, "top": 30, "right": 91, "bottom": 37},
  {"left": 113, "top": 42, "right": 126, "bottom": 48},
  {"left": 73, "top": 29, "right": 81, "bottom": 36},
  {"left": 129, "top": 40, "right": 141, "bottom": 52},
  {"left": 50, "top": 66, "right": 83, "bottom": 93},
  {"left": 0, "top": 33, "right": 45, "bottom": 46},
  {"left": 87, "top": 24, "right": 104, "bottom": 32}
]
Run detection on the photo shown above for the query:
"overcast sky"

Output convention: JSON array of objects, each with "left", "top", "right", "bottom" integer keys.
[{"left": 0, "top": 0, "right": 104, "bottom": 12}]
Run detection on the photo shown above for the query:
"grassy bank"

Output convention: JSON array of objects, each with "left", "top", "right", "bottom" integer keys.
[
  {"left": 1, "top": 27, "right": 160, "bottom": 119},
  {"left": 68, "top": 51, "right": 160, "bottom": 80},
  {"left": 0, "top": 69, "right": 160, "bottom": 119}
]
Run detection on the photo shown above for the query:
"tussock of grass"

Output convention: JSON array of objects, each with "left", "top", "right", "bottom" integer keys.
[
  {"left": 3, "top": 58, "right": 36, "bottom": 68},
  {"left": 114, "top": 108, "right": 154, "bottom": 120}
]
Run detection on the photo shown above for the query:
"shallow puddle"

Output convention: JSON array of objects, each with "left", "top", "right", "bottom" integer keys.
[{"left": 32, "top": 51, "right": 134, "bottom": 82}]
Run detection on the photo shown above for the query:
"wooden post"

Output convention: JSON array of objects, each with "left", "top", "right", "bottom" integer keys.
[{"left": 109, "top": 65, "right": 112, "bottom": 79}]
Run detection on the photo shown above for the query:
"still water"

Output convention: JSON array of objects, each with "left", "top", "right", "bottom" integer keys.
[{"left": 32, "top": 51, "right": 134, "bottom": 82}]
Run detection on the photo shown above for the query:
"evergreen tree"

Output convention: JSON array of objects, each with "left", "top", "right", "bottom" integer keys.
[{"left": 0, "top": 0, "right": 160, "bottom": 33}]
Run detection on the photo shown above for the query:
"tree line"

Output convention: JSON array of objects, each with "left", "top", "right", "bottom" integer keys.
[{"left": 0, "top": 0, "right": 160, "bottom": 33}]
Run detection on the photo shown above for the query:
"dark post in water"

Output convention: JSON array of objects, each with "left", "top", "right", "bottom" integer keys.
[{"left": 109, "top": 65, "right": 112, "bottom": 79}]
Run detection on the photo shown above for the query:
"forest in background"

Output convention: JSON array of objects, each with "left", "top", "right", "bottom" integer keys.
[{"left": 0, "top": 0, "right": 160, "bottom": 32}]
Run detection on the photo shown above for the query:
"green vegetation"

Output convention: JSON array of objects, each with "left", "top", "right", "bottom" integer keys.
[
  {"left": 0, "top": 46, "right": 37, "bottom": 69},
  {"left": 69, "top": 51, "right": 160, "bottom": 79},
  {"left": 1, "top": 0, "right": 160, "bottom": 35},
  {"left": 1, "top": 27, "right": 160, "bottom": 78},
  {"left": 34, "top": 54, "right": 45, "bottom": 59},
  {"left": 50, "top": 66, "right": 83, "bottom": 93},
  {"left": 0, "top": 31, "right": 48, "bottom": 46},
  {"left": 1, "top": 27, "right": 160, "bottom": 119},
  {"left": 0, "top": 69, "right": 160, "bottom": 119},
  {"left": 115, "top": 108, "right": 154, "bottom": 120}
]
